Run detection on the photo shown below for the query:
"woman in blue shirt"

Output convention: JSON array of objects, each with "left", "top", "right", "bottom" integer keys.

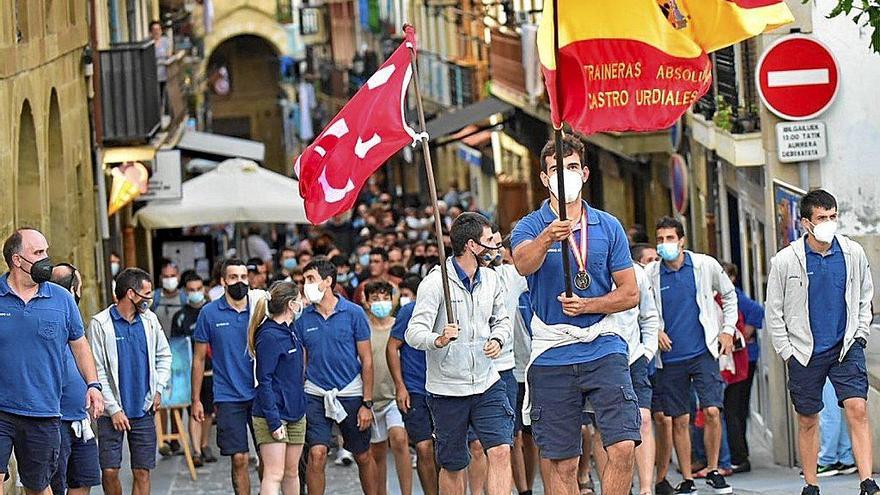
[{"left": 248, "top": 281, "right": 307, "bottom": 495}]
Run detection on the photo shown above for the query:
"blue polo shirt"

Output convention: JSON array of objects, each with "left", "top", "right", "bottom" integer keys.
[
  {"left": 735, "top": 288, "right": 764, "bottom": 362},
  {"left": 806, "top": 239, "right": 847, "bottom": 355},
  {"left": 518, "top": 292, "right": 533, "bottom": 337},
  {"left": 253, "top": 320, "right": 306, "bottom": 431},
  {"left": 111, "top": 306, "right": 150, "bottom": 419},
  {"left": 193, "top": 297, "right": 255, "bottom": 403},
  {"left": 511, "top": 200, "right": 632, "bottom": 366},
  {"left": 294, "top": 297, "right": 371, "bottom": 392},
  {"left": 389, "top": 302, "right": 426, "bottom": 396},
  {"left": 0, "top": 274, "right": 84, "bottom": 417},
  {"left": 659, "top": 253, "right": 707, "bottom": 364},
  {"left": 452, "top": 257, "right": 480, "bottom": 292},
  {"left": 60, "top": 347, "right": 88, "bottom": 421}
]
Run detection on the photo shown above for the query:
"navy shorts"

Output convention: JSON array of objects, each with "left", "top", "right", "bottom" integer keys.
[
  {"left": 402, "top": 393, "right": 434, "bottom": 445},
  {"left": 655, "top": 351, "right": 724, "bottom": 418},
  {"left": 515, "top": 382, "right": 531, "bottom": 435},
  {"left": 0, "top": 411, "right": 60, "bottom": 491},
  {"left": 630, "top": 356, "right": 653, "bottom": 410},
  {"left": 51, "top": 420, "right": 101, "bottom": 494},
  {"left": 427, "top": 379, "right": 515, "bottom": 471},
  {"left": 787, "top": 341, "right": 869, "bottom": 416},
  {"left": 215, "top": 400, "right": 256, "bottom": 456},
  {"left": 305, "top": 395, "right": 371, "bottom": 455},
  {"left": 499, "top": 370, "right": 521, "bottom": 434},
  {"left": 649, "top": 371, "right": 665, "bottom": 414},
  {"left": 528, "top": 353, "right": 641, "bottom": 460},
  {"left": 97, "top": 413, "right": 157, "bottom": 470}
]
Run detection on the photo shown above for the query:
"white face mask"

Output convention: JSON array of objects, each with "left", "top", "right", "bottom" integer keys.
[
  {"left": 303, "top": 282, "right": 325, "bottom": 304},
  {"left": 548, "top": 169, "right": 584, "bottom": 204},
  {"left": 809, "top": 220, "right": 838, "bottom": 244},
  {"left": 399, "top": 296, "right": 413, "bottom": 307},
  {"left": 162, "top": 277, "right": 179, "bottom": 292}
]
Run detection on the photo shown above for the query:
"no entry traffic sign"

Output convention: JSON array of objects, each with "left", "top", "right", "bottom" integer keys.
[{"left": 756, "top": 35, "right": 840, "bottom": 121}]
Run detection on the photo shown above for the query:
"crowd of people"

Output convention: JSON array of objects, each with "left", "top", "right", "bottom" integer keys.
[{"left": 0, "top": 136, "right": 876, "bottom": 495}]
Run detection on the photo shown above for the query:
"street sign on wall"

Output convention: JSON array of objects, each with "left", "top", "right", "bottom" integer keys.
[
  {"left": 776, "top": 121, "right": 827, "bottom": 163},
  {"left": 140, "top": 149, "right": 182, "bottom": 201},
  {"left": 756, "top": 34, "right": 840, "bottom": 121}
]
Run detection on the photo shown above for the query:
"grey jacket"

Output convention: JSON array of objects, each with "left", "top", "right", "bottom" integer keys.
[
  {"left": 645, "top": 251, "right": 738, "bottom": 362},
  {"left": 87, "top": 306, "right": 172, "bottom": 417},
  {"left": 766, "top": 235, "right": 873, "bottom": 366},
  {"left": 405, "top": 258, "right": 512, "bottom": 397}
]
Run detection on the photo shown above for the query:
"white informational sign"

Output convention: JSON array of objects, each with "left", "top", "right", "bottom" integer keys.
[
  {"left": 141, "top": 149, "right": 182, "bottom": 200},
  {"left": 776, "top": 121, "right": 827, "bottom": 163}
]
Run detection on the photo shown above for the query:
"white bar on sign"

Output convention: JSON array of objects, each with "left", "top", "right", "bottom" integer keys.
[{"left": 767, "top": 68, "right": 830, "bottom": 87}]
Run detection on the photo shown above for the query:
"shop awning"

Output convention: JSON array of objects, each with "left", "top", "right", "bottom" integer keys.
[
  {"left": 176, "top": 130, "right": 266, "bottom": 162},
  {"left": 425, "top": 97, "right": 513, "bottom": 142}
]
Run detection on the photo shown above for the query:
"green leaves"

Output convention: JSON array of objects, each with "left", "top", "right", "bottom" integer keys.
[{"left": 803, "top": 0, "right": 880, "bottom": 53}]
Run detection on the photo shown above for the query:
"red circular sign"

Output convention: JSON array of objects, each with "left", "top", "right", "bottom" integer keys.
[{"left": 756, "top": 35, "right": 840, "bottom": 121}]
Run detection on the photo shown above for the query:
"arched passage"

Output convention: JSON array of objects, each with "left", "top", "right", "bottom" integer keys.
[
  {"left": 206, "top": 35, "right": 285, "bottom": 172},
  {"left": 47, "top": 90, "right": 70, "bottom": 257},
  {"left": 16, "top": 100, "right": 42, "bottom": 229}
]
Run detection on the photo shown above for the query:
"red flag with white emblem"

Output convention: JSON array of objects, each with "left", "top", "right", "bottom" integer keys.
[{"left": 295, "top": 26, "right": 419, "bottom": 224}]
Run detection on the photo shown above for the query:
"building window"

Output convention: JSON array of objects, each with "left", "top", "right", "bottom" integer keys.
[{"left": 69, "top": 0, "right": 78, "bottom": 26}]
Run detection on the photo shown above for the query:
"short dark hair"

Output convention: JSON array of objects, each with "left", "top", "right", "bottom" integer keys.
[
  {"left": 51, "top": 263, "right": 78, "bottom": 292},
  {"left": 630, "top": 243, "right": 654, "bottom": 262},
  {"left": 363, "top": 280, "right": 393, "bottom": 300},
  {"left": 115, "top": 268, "right": 153, "bottom": 301},
  {"left": 721, "top": 261, "right": 738, "bottom": 281},
  {"left": 2, "top": 229, "right": 25, "bottom": 268},
  {"left": 799, "top": 189, "right": 837, "bottom": 220},
  {"left": 150, "top": 20, "right": 162, "bottom": 30},
  {"left": 369, "top": 247, "right": 389, "bottom": 261},
  {"left": 246, "top": 257, "right": 263, "bottom": 272},
  {"left": 540, "top": 135, "right": 585, "bottom": 172},
  {"left": 160, "top": 258, "right": 177, "bottom": 271},
  {"left": 400, "top": 274, "right": 422, "bottom": 295},
  {"left": 655, "top": 216, "right": 685, "bottom": 240},
  {"left": 330, "top": 254, "right": 349, "bottom": 267},
  {"left": 180, "top": 269, "right": 202, "bottom": 286},
  {"left": 450, "top": 212, "right": 491, "bottom": 256},
  {"left": 388, "top": 265, "right": 407, "bottom": 280},
  {"left": 304, "top": 257, "right": 337, "bottom": 289},
  {"left": 222, "top": 258, "right": 247, "bottom": 277}
]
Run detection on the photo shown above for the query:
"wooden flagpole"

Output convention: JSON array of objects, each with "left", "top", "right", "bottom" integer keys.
[
  {"left": 552, "top": 0, "right": 574, "bottom": 297},
  {"left": 404, "top": 25, "right": 457, "bottom": 328}
]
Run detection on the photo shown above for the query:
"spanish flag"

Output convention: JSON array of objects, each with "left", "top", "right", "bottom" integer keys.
[{"left": 538, "top": 0, "right": 793, "bottom": 134}]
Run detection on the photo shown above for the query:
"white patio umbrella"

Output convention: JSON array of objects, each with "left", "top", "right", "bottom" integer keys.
[{"left": 134, "top": 158, "right": 307, "bottom": 229}]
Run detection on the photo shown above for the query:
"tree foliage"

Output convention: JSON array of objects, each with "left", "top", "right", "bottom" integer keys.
[{"left": 812, "top": 0, "right": 880, "bottom": 53}]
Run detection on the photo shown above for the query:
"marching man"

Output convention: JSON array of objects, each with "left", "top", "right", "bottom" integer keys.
[
  {"left": 511, "top": 136, "right": 640, "bottom": 495},
  {"left": 406, "top": 212, "right": 514, "bottom": 495}
]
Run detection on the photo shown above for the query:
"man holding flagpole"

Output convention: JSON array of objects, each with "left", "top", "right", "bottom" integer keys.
[{"left": 512, "top": 136, "right": 640, "bottom": 495}]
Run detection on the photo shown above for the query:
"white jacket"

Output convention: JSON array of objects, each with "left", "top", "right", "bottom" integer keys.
[
  {"left": 765, "top": 235, "right": 873, "bottom": 366},
  {"left": 618, "top": 264, "right": 660, "bottom": 364},
  {"left": 87, "top": 307, "right": 172, "bottom": 417},
  {"left": 645, "top": 251, "right": 738, "bottom": 363},
  {"left": 494, "top": 264, "right": 529, "bottom": 372},
  {"left": 405, "top": 258, "right": 512, "bottom": 397}
]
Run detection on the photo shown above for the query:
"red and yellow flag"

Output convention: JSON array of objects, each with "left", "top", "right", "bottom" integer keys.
[{"left": 538, "top": 0, "right": 793, "bottom": 134}]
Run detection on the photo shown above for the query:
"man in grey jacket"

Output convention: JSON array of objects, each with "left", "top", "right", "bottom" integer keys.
[
  {"left": 646, "top": 216, "right": 737, "bottom": 495},
  {"left": 406, "top": 212, "right": 513, "bottom": 495},
  {"left": 88, "top": 268, "right": 172, "bottom": 495},
  {"left": 766, "top": 189, "right": 877, "bottom": 495}
]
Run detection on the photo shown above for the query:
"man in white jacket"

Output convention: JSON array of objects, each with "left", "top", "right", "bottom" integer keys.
[
  {"left": 88, "top": 268, "right": 171, "bottom": 495},
  {"left": 646, "top": 217, "right": 737, "bottom": 495},
  {"left": 765, "top": 189, "right": 877, "bottom": 495},
  {"left": 406, "top": 212, "right": 513, "bottom": 495}
]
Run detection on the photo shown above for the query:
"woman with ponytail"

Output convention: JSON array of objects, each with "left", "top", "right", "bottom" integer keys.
[{"left": 248, "top": 281, "right": 307, "bottom": 494}]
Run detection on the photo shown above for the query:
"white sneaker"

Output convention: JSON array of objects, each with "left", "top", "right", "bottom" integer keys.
[{"left": 334, "top": 448, "right": 355, "bottom": 466}]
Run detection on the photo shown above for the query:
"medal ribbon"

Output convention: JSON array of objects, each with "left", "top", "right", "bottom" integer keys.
[{"left": 567, "top": 210, "right": 589, "bottom": 275}]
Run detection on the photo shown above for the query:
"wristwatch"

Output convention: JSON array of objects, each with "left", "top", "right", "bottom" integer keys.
[
  {"left": 490, "top": 337, "right": 503, "bottom": 349},
  {"left": 855, "top": 337, "right": 868, "bottom": 348},
  {"left": 362, "top": 400, "right": 374, "bottom": 410},
  {"left": 87, "top": 382, "right": 103, "bottom": 392}
]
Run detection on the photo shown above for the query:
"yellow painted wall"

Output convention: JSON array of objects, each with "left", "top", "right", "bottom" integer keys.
[{"left": 0, "top": 0, "right": 103, "bottom": 315}]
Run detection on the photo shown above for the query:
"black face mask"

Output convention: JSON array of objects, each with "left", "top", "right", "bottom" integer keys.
[
  {"left": 227, "top": 282, "right": 249, "bottom": 301},
  {"left": 22, "top": 256, "right": 53, "bottom": 284}
]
